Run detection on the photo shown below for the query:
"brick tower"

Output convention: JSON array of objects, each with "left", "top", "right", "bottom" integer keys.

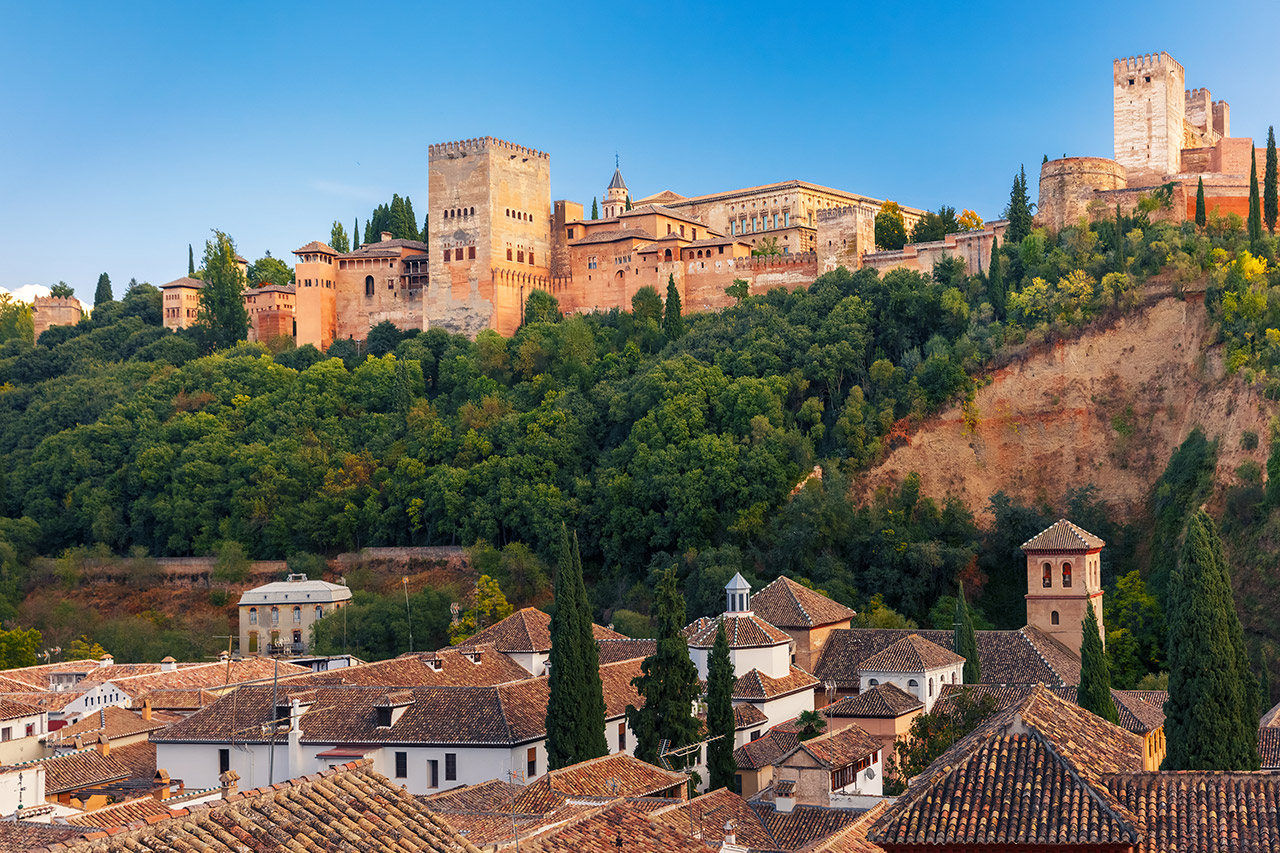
[
  {"left": 426, "top": 137, "right": 552, "bottom": 336},
  {"left": 292, "top": 241, "right": 339, "bottom": 350},
  {"left": 1113, "top": 52, "right": 1186, "bottom": 180},
  {"left": 1021, "top": 519, "right": 1105, "bottom": 657}
]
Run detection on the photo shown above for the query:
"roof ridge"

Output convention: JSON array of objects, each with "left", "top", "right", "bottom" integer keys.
[{"left": 1025, "top": 727, "right": 1142, "bottom": 842}]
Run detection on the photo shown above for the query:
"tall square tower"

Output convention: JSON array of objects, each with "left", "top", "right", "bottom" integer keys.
[
  {"left": 427, "top": 137, "right": 552, "bottom": 336},
  {"left": 1022, "top": 519, "right": 1105, "bottom": 657},
  {"left": 1114, "top": 52, "right": 1186, "bottom": 180}
]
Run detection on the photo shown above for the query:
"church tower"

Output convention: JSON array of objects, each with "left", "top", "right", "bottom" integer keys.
[
  {"left": 1021, "top": 519, "right": 1105, "bottom": 657},
  {"left": 602, "top": 160, "right": 628, "bottom": 219}
]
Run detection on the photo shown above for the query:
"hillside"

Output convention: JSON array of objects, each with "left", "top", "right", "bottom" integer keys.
[{"left": 863, "top": 291, "right": 1272, "bottom": 521}]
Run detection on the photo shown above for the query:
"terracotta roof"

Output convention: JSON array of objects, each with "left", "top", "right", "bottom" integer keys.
[
  {"left": 453, "top": 608, "right": 625, "bottom": 654},
  {"left": 421, "top": 777, "right": 597, "bottom": 847},
  {"left": 343, "top": 237, "right": 430, "bottom": 256},
  {"left": 858, "top": 634, "right": 965, "bottom": 673},
  {"left": 63, "top": 796, "right": 172, "bottom": 828},
  {"left": 799, "top": 800, "right": 889, "bottom": 853},
  {"left": 751, "top": 803, "right": 864, "bottom": 851},
  {"left": 813, "top": 626, "right": 1079, "bottom": 689},
  {"left": 292, "top": 240, "right": 337, "bottom": 255},
  {"left": 157, "top": 277, "right": 203, "bottom": 290},
  {"left": 109, "top": 741, "right": 155, "bottom": 782},
  {"left": 0, "top": 698, "right": 42, "bottom": 721},
  {"left": 618, "top": 204, "right": 708, "bottom": 227},
  {"left": 33, "top": 761, "right": 480, "bottom": 853},
  {"left": 1021, "top": 518, "right": 1106, "bottom": 551},
  {"left": 733, "top": 667, "right": 818, "bottom": 701},
  {"left": 685, "top": 614, "right": 791, "bottom": 649},
  {"left": 246, "top": 283, "right": 295, "bottom": 294},
  {"left": 653, "top": 788, "right": 777, "bottom": 849},
  {"left": 134, "top": 688, "right": 217, "bottom": 711},
  {"left": 1262, "top": 697, "right": 1280, "bottom": 727},
  {"left": 733, "top": 729, "right": 799, "bottom": 771},
  {"left": 0, "top": 692, "right": 78, "bottom": 711},
  {"left": 524, "top": 802, "right": 707, "bottom": 853},
  {"left": 932, "top": 684, "right": 1167, "bottom": 737},
  {"left": 823, "top": 682, "right": 922, "bottom": 719},
  {"left": 283, "top": 645, "right": 530, "bottom": 688},
  {"left": 1105, "top": 772, "right": 1280, "bottom": 852},
  {"left": 49, "top": 707, "right": 163, "bottom": 743},
  {"left": 734, "top": 703, "right": 769, "bottom": 729},
  {"left": 78, "top": 657, "right": 309, "bottom": 698},
  {"left": 568, "top": 228, "right": 657, "bottom": 247},
  {"left": 0, "top": 822, "right": 85, "bottom": 853},
  {"left": 597, "top": 638, "right": 656, "bottom": 665},
  {"left": 751, "top": 577, "right": 856, "bottom": 629},
  {"left": 783, "top": 724, "right": 880, "bottom": 769},
  {"left": 1261, "top": 728, "right": 1280, "bottom": 769},
  {"left": 547, "top": 754, "right": 686, "bottom": 799},
  {"left": 28, "top": 748, "right": 130, "bottom": 794}
]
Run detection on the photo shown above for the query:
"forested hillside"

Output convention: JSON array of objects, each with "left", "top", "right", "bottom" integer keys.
[{"left": 3, "top": 203, "right": 1280, "bottom": 693}]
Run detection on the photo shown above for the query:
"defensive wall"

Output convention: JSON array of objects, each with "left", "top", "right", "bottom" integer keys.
[
  {"left": 31, "top": 296, "right": 83, "bottom": 344},
  {"left": 682, "top": 251, "right": 820, "bottom": 312},
  {"left": 861, "top": 221, "right": 1009, "bottom": 277}
]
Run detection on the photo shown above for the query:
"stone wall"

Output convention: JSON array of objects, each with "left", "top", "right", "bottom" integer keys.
[
  {"left": 1113, "top": 53, "right": 1186, "bottom": 181},
  {"left": 1037, "top": 157, "right": 1128, "bottom": 231},
  {"left": 335, "top": 252, "right": 423, "bottom": 342},
  {"left": 683, "top": 252, "right": 819, "bottom": 311},
  {"left": 816, "top": 204, "right": 878, "bottom": 272},
  {"left": 294, "top": 254, "right": 338, "bottom": 349},
  {"left": 31, "top": 296, "right": 82, "bottom": 344},
  {"left": 244, "top": 287, "right": 295, "bottom": 343},
  {"left": 861, "top": 221, "right": 1008, "bottom": 277}
]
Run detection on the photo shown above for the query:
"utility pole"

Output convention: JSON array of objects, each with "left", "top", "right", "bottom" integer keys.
[
  {"left": 266, "top": 657, "right": 279, "bottom": 785},
  {"left": 403, "top": 577, "right": 413, "bottom": 654}
]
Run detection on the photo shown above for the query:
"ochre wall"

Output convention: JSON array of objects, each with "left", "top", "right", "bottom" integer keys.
[{"left": 31, "top": 296, "right": 82, "bottom": 344}]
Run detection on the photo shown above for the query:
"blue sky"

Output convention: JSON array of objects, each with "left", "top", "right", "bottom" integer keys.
[{"left": 2, "top": 1, "right": 1278, "bottom": 300}]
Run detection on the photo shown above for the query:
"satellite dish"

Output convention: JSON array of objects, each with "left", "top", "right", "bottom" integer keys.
[{"left": 866, "top": 767, "right": 876, "bottom": 779}]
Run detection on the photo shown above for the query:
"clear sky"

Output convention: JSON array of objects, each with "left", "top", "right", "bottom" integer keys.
[{"left": 2, "top": 1, "right": 1278, "bottom": 300}]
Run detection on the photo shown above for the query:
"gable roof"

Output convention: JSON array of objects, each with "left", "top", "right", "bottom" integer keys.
[
  {"left": 63, "top": 796, "right": 172, "bottom": 828},
  {"left": 783, "top": 724, "right": 880, "bottom": 769},
  {"left": 283, "top": 644, "right": 530, "bottom": 688},
  {"left": 932, "top": 684, "right": 1168, "bottom": 737},
  {"left": 685, "top": 613, "right": 791, "bottom": 649},
  {"left": 1021, "top": 518, "right": 1106, "bottom": 551},
  {"left": 750, "top": 802, "right": 865, "bottom": 851},
  {"left": 858, "top": 634, "right": 965, "bottom": 673},
  {"left": 292, "top": 240, "right": 337, "bottom": 255},
  {"left": 157, "top": 277, "right": 203, "bottom": 290},
  {"left": 0, "top": 822, "right": 86, "bottom": 853},
  {"left": 823, "top": 682, "right": 922, "bottom": 719},
  {"left": 0, "top": 698, "right": 42, "bottom": 721},
  {"left": 546, "top": 753, "right": 686, "bottom": 799},
  {"left": 751, "top": 577, "right": 856, "bottom": 629},
  {"left": 567, "top": 228, "right": 657, "bottom": 247},
  {"left": 1106, "top": 772, "right": 1280, "bottom": 853},
  {"left": 25, "top": 747, "right": 130, "bottom": 794},
  {"left": 524, "top": 802, "right": 708, "bottom": 853},
  {"left": 597, "top": 638, "right": 656, "bottom": 665},
  {"left": 47, "top": 706, "right": 163, "bottom": 744},
  {"left": 734, "top": 729, "right": 800, "bottom": 771},
  {"left": 453, "top": 607, "right": 626, "bottom": 654},
  {"left": 733, "top": 666, "right": 818, "bottom": 701}
]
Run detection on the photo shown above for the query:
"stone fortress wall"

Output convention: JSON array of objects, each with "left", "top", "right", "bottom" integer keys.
[{"left": 31, "top": 296, "right": 83, "bottom": 343}]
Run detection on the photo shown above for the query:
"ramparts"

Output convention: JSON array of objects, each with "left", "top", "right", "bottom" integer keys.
[
  {"left": 861, "top": 221, "right": 1007, "bottom": 277},
  {"left": 428, "top": 137, "right": 549, "bottom": 160},
  {"left": 1037, "top": 158, "right": 1128, "bottom": 231}
]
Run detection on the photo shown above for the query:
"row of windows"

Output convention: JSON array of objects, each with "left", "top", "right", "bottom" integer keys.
[
  {"left": 506, "top": 208, "right": 533, "bottom": 221},
  {"left": 830, "top": 750, "right": 880, "bottom": 790},
  {"left": 443, "top": 247, "right": 476, "bottom": 262},
  {"left": 244, "top": 629, "right": 302, "bottom": 653},
  {"left": 393, "top": 751, "right": 463, "bottom": 784},
  {"left": 339, "top": 258, "right": 394, "bottom": 270},
  {"left": 1041, "top": 561, "right": 1096, "bottom": 589},
  {"left": 867, "top": 671, "right": 957, "bottom": 696},
  {"left": 732, "top": 212, "right": 799, "bottom": 235},
  {"left": 248, "top": 605, "right": 324, "bottom": 625},
  {"left": 684, "top": 246, "right": 727, "bottom": 260},
  {"left": 301, "top": 279, "right": 333, "bottom": 288},
  {"left": 0, "top": 724, "right": 35, "bottom": 742},
  {"left": 445, "top": 207, "right": 474, "bottom": 219},
  {"left": 165, "top": 308, "right": 199, "bottom": 318},
  {"left": 506, "top": 249, "right": 535, "bottom": 264},
  {"left": 299, "top": 253, "right": 333, "bottom": 264}
]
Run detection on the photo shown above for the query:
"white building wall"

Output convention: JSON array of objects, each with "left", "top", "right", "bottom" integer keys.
[
  {"left": 743, "top": 689, "right": 814, "bottom": 730},
  {"left": 860, "top": 663, "right": 963, "bottom": 713},
  {"left": 691, "top": 643, "right": 790, "bottom": 681},
  {"left": 0, "top": 765, "right": 45, "bottom": 816},
  {"left": 62, "top": 682, "right": 132, "bottom": 717}
]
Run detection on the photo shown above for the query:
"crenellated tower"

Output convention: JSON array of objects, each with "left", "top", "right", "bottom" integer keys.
[{"left": 1113, "top": 52, "right": 1186, "bottom": 180}]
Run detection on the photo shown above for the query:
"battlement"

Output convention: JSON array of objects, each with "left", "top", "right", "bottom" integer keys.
[
  {"left": 1114, "top": 52, "right": 1184, "bottom": 78},
  {"left": 1186, "top": 87, "right": 1211, "bottom": 101},
  {"left": 32, "top": 296, "right": 82, "bottom": 308},
  {"left": 428, "top": 136, "right": 549, "bottom": 161},
  {"left": 733, "top": 251, "right": 818, "bottom": 270},
  {"left": 816, "top": 204, "right": 877, "bottom": 223}
]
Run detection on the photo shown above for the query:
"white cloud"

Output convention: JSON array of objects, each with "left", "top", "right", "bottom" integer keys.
[{"left": 0, "top": 284, "right": 51, "bottom": 304}]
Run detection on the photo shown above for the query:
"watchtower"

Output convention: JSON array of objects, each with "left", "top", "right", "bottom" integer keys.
[
  {"left": 1113, "top": 52, "right": 1186, "bottom": 180},
  {"left": 1021, "top": 519, "right": 1105, "bottom": 657}
]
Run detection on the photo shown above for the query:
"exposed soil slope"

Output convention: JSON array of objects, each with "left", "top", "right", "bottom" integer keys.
[{"left": 862, "top": 294, "right": 1273, "bottom": 520}]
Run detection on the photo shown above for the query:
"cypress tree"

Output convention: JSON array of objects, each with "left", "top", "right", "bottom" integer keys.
[
  {"left": 626, "top": 567, "right": 700, "bottom": 767},
  {"left": 1267, "top": 127, "right": 1278, "bottom": 235},
  {"left": 1248, "top": 148, "right": 1263, "bottom": 248},
  {"left": 93, "top": 273, "right": 112, "bottom": 307},
  {"left": 706, "top": 622, "right": 736, "bottom": 791},
  {"left": 953, "top": 582, "right": 980, "bottom": 684},
  {"left": 404, "top": 196, "right": 419, "bottom": 241},
  {"left": 625, "top": 194, "right": 632, "bottom": 211},
  {"left": 986, "top": 237, "right": 1005, "bottom": 320},
  {"left": 353, "top": 218, "right": 360, "bottom": 250},
  {"left": 546, "top": 525, "right": 607, "bottom": 769},
  {"left": 1195, "top": 177, "right": 1207, "bottom": 228},
  {"left": 1004, "top": 165, "right": 1033, "bottom": 243},
  {"left": 188, "top": 244, "right": 195, "bottom": 276},
  {"left": 389, "top": 194, "right": 411, "bottom": 240},
  {"left": 662, "top": 274, "right": 683, "bottom": 339},
  {"left": 1077, "top": 599, "right": 1118, "bottom": 724},
  {"left": 1163, "top": 510, "right": 1260, "bottom": 770},
  {"left": 591, "top": 198, "right": 599, "bottom": 220}
]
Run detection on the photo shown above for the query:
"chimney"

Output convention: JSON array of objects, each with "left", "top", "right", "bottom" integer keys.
[
  {"left": 98, "top": 654, "right": 113, "bottom": 668},
  {"left": 141, "top": 699, "right": 152, "bottom": 721},
  {"left": 722, "top": 820, "right": 737, "bottom": 847},
  {"left": 380, "top": 231, "right": 393, "bottom": 242},
  {"left": 95, "top": 733, "right": 110, "bottom": 757},
  {"left": 160, "top": 656, "right": 176, "bottom": 672},
  {"left": 218, "top": 769, "right": 240, "bottom": 798},
  {"left": 775, "top": 779, "right": 796, "bottom": 814}
]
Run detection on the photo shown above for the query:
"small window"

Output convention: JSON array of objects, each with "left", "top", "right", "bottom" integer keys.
[
  {"left": 567, "top": 228, "right": 575, "bottom": 239},
  {"left": 428, "top": 759, "right": 439, "bottom": 788},
  {"left": 1051, "top": 611, "right": 1060, "bottom": 625},
  {"left": 376, "top": 707, "right": 392, "bottom": 727},
  {"left": 25, "top": 723, "right": 33, "bottom": 737},
  {"left": 293, "top": 606, "right": 301, "bottom": 624},
  {"left": 908, "top": 679, "right": 919, "bottom": 689},
  {"left": 507, "top": 249, "right": 513, "bottom": 261},
  {"left": 868, "top": 678, "right": 879, "bottom": 687},
  {"left": 219, "top": 748, "right": 230, "bottom": 773},
  {"left": 315, "top": 605, "right": 323, "bottom": 620},
  {"left": 617, "top": 723, "right": 626, "bottom": 752},
  {"left": 468, "top": 246, "right": 476, "bottom": 260},
  {"left": 395, "top": 751, "right": 407, "bottom": 778},
  {"left": 364, "top": 276, "right": 374, "bottom": 297},
  {"left": 928, "top": 678, "right": 934, "bottom": 697},
  {"left": 249, "top": 607, "right": 257, "bottom": 625},
  {"left": 527, "top": 747, "right": 537, "bottom": 778},
  {"left": 445, "top": 753, "right": 457, "bottom": 781},
  {"left": 443, "top": 249, "right": 451, "bottom": 262},
  {"left": 517, "top": 250, "right": 524, "bottom": 263},
  {"left": 751, "top": 730, "right": 762, "bottom": 741},
  {"left": 271, "top": 606, "right": 279, "bottom": 625}
]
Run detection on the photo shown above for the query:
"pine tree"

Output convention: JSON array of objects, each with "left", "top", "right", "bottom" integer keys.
[
  {"left": 330, "top": 221, "right": 350, "bottom": 254},
  {"left": 194, "top": 230, "right": 249, "bottom": 351},
  {"left": 986, "top": 237, "right": 1005, "bottom": 320},
  {"left": 1195, "top": 177, "right": 1207, "bottom": 228},
  {"left": 626, "top": 567, "right": 700, "bottom": 767},
  {"left": 546, "top": 526, "right": 607, "bottom": 769},
  {"left": 1077, "top": 599, "right": 1118, "bottom": 724},
  {"left": 1004, "top": 165, "right": 1033, "bottom": 243},
  {"left": 706, "top": 621, "right": 736, "bottom": 791},
  {"left": 93, "top": 273, "right": 112, "bottom": 306},
  {"left": 1248, "top": 147, "right": 1263, "bottom": 248},
  {"left": 662, "top": 274, "right": 683, "bottom": 339},
  {"left": 1163, "top": 510, "right": 1260, "bottom": 770},
  {"left": 953, "top": 582, "right": 980, "bottom": 684},
  {"left": 1266, "top": 127, "right": 1278, "bottom": 235},
  {"left": 423, "top": 214, "right": 430, "bottom": 240},
  {"left": 591, "top": 198, "right": 599, "bottom": 220},
  {"left": 188, "top": 244, "right": 195, "bottom": 276}
]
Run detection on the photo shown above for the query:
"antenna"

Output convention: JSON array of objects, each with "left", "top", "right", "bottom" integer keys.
[
  {"left": 506, "top": 767, "right": 527, "bottom": 853},
  {"left": 403, "top": 577, "right": 413, "bottom": 654}
]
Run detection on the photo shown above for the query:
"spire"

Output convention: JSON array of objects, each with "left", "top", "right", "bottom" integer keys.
[{"left": 608, "top": 166, "right": 627, "bottom": 191}]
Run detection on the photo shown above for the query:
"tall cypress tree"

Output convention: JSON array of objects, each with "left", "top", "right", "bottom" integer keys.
[
  {"left": 954, "top": 582, "right": 980, "bottom": 684},
  {"left": 986, "top": 238, "right": 1005, "bottom": 321},
  {"left": 546, "top": 526, "right": 607, "bottom": 769},
  {"left": 591, "top": 198, "right": 599, "bottom": 220},
  {"left": 1195, "top": 177, "right": 1207, "bottom": 228},
  {"left": 188, "top": 244, "right": 195, "bottom": 276},
  {"left": 1248, "top": 148, "right": 1263, "bottom": 248},
  {"left": 626, "top": 567, "right": 700, "bottom": 767},
  {"left": 1004, "top": 165, "right": 1033, "bottom": 243},
  {"left": 706, "top": 622, "right": 736, "bottom": 791},
  {"left": 1077, "top": 599, "right": 1118, "bottom": 724},
  {"left": 1266, "top": 127, "right": 1278, "bottom": 235},
  {"left": 93, "top": 273, "right": 112, "bottom": 306},
  {"left": 1164, "top": 510, "right": 1260, "bottom": 770},
  {"left": 353, "top": 218, "right": 360, "bottom": 250},
  {"left": 662, "top": 274, "right": 683, "bottom": 339},
  {"left": 625, "top": 194, "right": 632, "bottom": 211},
  {"left": 404, "top": 196, "right": 420, "bottom": 241}
]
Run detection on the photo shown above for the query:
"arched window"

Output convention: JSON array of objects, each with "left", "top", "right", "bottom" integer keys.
[
  {"left": 1062, "top": 562, "right": 1073, "bottom": 588},
  {"left": 868, "top": 678, "right": 878, "bottom": 687},
  {"left": 270, "top": 607, "right": 279, "bottom": 626},
  {"left": 1042, "top": 562, "right": 1052, "bottom": 588},
  {"left": 664, "top": 249, "right": 672, "bottom": 260},
  {"left": 1051, "top": 611, "right": 1060, "bottom": 625},
  {"left": 315, "top": 605, "right": 323, "bottom": 620},
  {"left": 928, "top": 678, "right": 934, "bottom": 696},
  {"left": 292, "top": 606, "right": 301, "bottom": 624},
  {"left": 365, "top": 276, "right": 374, "bottom": 297},
  {"left": 249, "top": 607, "right": 257, "bottom": 625}
]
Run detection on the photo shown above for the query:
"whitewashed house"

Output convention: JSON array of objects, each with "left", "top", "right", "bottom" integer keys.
[{"left": 857, "top": 634, "right": 965, "bottom": 713}]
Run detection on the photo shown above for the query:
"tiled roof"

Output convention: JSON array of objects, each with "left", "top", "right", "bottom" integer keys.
[
  {"left": 49, "top": 707, "right": 164, "bottom": 743},
  {"left": 1260, "top": 727, "right": 1280, "bottom": 769},
  {"left": 932, "top": 684, "right": 1168, "bottom": 737},
  {"left": 733, "top": 729, "right": 799, "bottom": 771},
  {"left": 1107, "top": 772, "right": 1280, "bottom": 852},
  {"left": 547, "top": 754, "right": 686, "bottom": 799},
  {"left": 733, "top": 667, "right": 818, "bottom": 701},
  {"left": 524, "top": 802, "right": 708, "bottom": 853},
  {"left": 751, "top": 803, "right": 864, "bottom": 851},
  {"left": 29, "top": 748, "right": 130, "bottom": 794},
  {"left": 608, "top": 168, "right": 627, "bottom": 190},
  {"left": 1261, "top": 697, "right": 1280, "bottom": 727},
  {"left": 0, "top": 822, "right": 85, "bottom": 853},
  {"left": 63, "top": 796, "right": 172, "bottom": 828},
  {"left": 653, "top": 788, "right": 776, "bottom": 849},
  {"left": 734, "top": 703, "right": 769, "bottom": 729},
  {"left": 618, "top": 204, "right": 708, "bottom": 227},
  {"left": 823, "top": 682, "right": 922, "bottom": 719},
  {"left": 597, "top": 638, "right": 656, "bottom": 665},
  {"left": 751, "top": 577, "right": 856, "bottom": 629},
  {"left": 813, "top": 626, "right": 1079, "bottom": 688},
  {"left": 158, "top": 277, "right": 203, "bottom": 290},
  {"left": 453, "top": 608, "right": 625, "bottom": 654},
  {"left": 0, "top": 692, "right": 78, "bottom": 711},
  {"left": 33, "top": 761, "right": 480, "bottom": 853},
  {"left": 783, "top": 724, "right": 880, "bottom": 769},
  {"left": 134, "top": 688, "right": 217, "bottom": 711},
  {"left": 1021, "top": 518, "right": 1106, "bottom": 551},
  {"left": 421, "top": 777, "right": 597, "bottom": 847},
  {"left": 292, "top": 240, "right": 337, "bottom": 255},
  {"left": 685, "top": 614, "right": 791, "bottom": 649},
  {"left": 858, "top": 634, "right": 965, "bottom": 673},
  {"left": 109, "top": 741, "right": 155, "bottom": 782},
  {"left": 79, "top": 657, "right": 309, "bottom": 698},
  {"left": 0, "top": 698, "right": 42, "bottom": 721},
  {"left": 246, "top": 283, "right": 295, "bottom": 294},
  {"left": 568, "top": 228, "right": 657, "bottom": 247},
  {"left": 343, "top": 238, "right": 430, "bottom": 256},
  {"left": 283, "top": 645, "right": 530, "bottom": 688},
  {"left": 799, "top": 799, "right": 889, "bottom": 853}
]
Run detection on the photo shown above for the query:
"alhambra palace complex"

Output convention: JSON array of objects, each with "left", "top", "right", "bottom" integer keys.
[{"left": 31, "top": 50, "right": 1255, "bottom": 347}]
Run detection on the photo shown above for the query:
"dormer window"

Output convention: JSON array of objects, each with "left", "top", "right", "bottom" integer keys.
[{"left": 376, "top": 707, "right": 393, "bottom": 727}]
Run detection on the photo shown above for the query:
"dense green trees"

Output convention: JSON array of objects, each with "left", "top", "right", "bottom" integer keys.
[
  {"left": 330, "top": 222, "right": 350, "bottom": 254},
  {"left": 910, "top": 206, "right": 961, "bottom": 243},
  {"left": 361, "top": 194, "right": 422, "bottom": 243},
  {"left": 0, "top": 295, "right": 33, "bottom": 346},
  {"left": 546, "top": 526, "right": 607, "bottom": 769},
  {"left": 626, "top": 567, "right": 699, "bottom": 768},
  {"left": 49, "top": 282, "right": 74, "bottom": 298},
  {"left": 1077, "top": 599, "right": 1118, "bottom": 724},
  {"left": 249, "top": 254, "right": 294, "bottom": 288},
  {"left": 874, "top": 201, "right": 907, "bottom": 250},
  {"left": 1004, "top": 166, "right": 1033, "bottom": 244},
  {"left": 954, "top": 583, "right": 979, "bottom": 684},
  {"left": 194, "top": 230, "right": 249, "bottom": 351},
  {"left": 1163, "top": 510, "right": 1260, "bottom": 770},
  {"left": 705, "top": 621, "right": 735, "bottom": 791}
]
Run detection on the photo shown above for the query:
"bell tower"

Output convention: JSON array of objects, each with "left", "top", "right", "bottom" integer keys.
[
  {"left": 1021, "top": 519, "right": 1105, "bottom": 657},
  {"left": 602, "top": 157, "right": 628, "bottom": 219}
]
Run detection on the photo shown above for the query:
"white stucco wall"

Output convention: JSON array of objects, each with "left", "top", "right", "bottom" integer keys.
[{"left": 860, "top": 663, "right": 962, "bottom": 713}]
